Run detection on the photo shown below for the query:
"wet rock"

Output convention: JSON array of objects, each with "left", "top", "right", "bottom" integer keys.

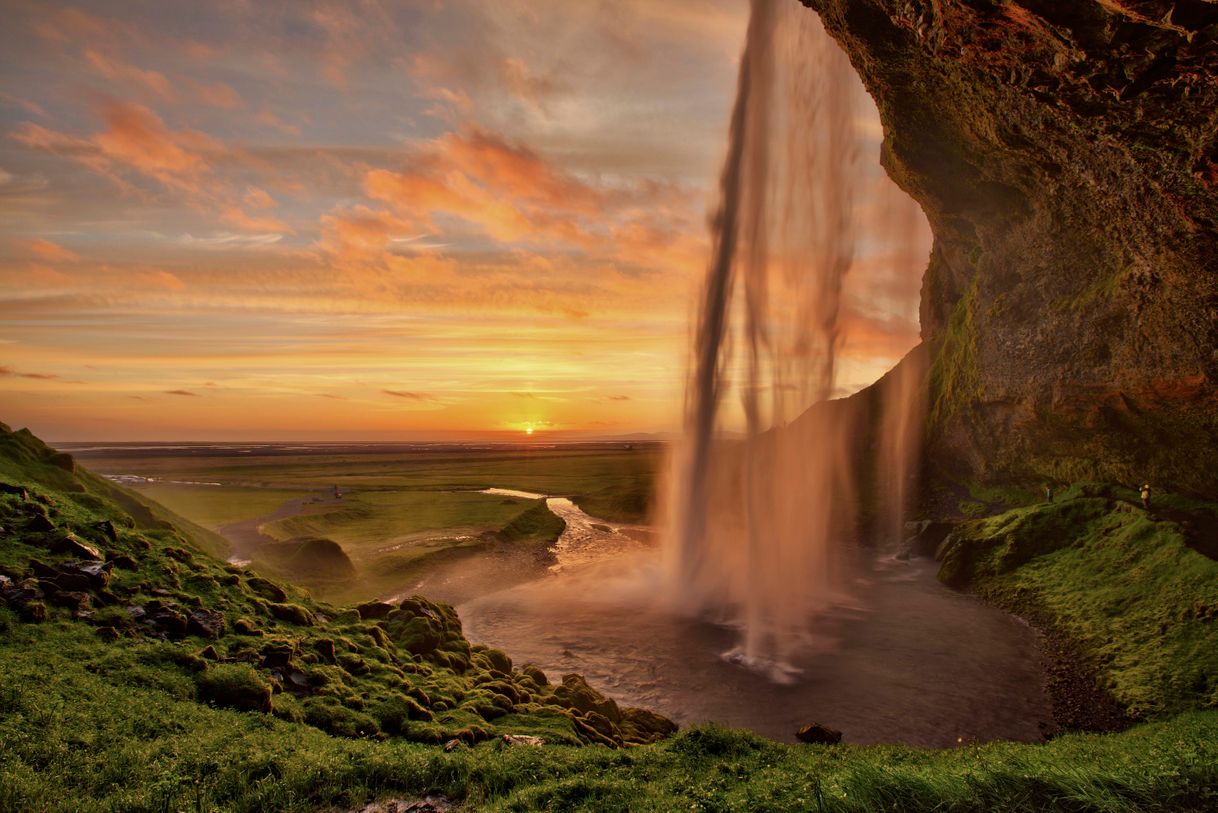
[
  {"left": 796, "top": 723, "right": 842, "bottom": 745},
  {"left": 53, "top": 534, "right": 103, "bottom": 561},
  {"left": 356, "top": 600, "right": 395, "bottom": 620},
  {"left": 900, "top": 521, "right": 955, "bottom": 560},
  {"left": 501, "top": 733, "right": 544, "bottom": 746},
  {"left": 187, "top": 608, "right": 225, "bottom": 639}
]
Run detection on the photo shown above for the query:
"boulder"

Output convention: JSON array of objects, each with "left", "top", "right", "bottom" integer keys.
[
  {"left": 268, "top": 602, "right": 315, "bottom": 626},
  {"left": 196, "top": 664, "right": 273, "bottom": 713},
  {"left": 501, "top": 734, "right": 544, "bottom": 746},
  {"left": 356, "top": 600, "right": 395, "bottom": 620},
  {"left": 187, "top": 608, "right": 225, "bottom": 639},
  {"left": 795, "top": 723, "right": 842, "bottom": 745},
  {"left": 246, "top": 576, "right": 287, "bottom": 602},
  {"left": 52, "top": 534, "right": 103, "bottom": 561},
  {"left": 26, "top": 514, "right": 55, "bottom": 533}
]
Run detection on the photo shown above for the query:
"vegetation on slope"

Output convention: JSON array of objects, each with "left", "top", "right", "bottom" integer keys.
[
  {"left": 937, "top": 482, "right": 1218, "bottom": 718},
  {"left": 0, "top": 422, "right": 674, "bottom": 761},
  {"left": 6, "top": 422, "right": 1218, "bottom": 811}
]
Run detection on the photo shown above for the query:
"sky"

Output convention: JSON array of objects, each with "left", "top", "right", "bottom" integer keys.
[{"left": 0, "top": 0, "right": 929, "bottom": 442}]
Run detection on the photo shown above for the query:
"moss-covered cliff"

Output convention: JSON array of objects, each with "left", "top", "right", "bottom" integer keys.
[{"left": 803, "top": 0, "right": 1218, "bottom": 496}]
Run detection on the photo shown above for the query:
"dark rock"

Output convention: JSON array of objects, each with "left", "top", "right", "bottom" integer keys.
[
  {"left": 93, "top": 589, "right": 120, "bottom": 606},
  {"left": 901, "top": 521, "right": 955, "bottom": 559},
  {"left": 17, "top": 600, "right": 46, "bottom": 623},
  {"left": 53, "top": 535, "right": 103, "bottom": 561},
  {"left": 149, "top": 608, "right": 188, "bottom": 638},
  {"left": 47, "top": 591, "right": 91, "bottom": 612},
  {"left": 199, "top": 645, "right": 220, "bottom": 660},
  {"left": 314, "top": 638, "right": 337, "bottom": 664},
  {"left": 187, "top": 608, "right": 225, "bottom": 639},
  {"left": 260, "top": 641, "right": 297, "bottom": 669},
  {"left": 796, "top": 723, "right": 842, "bottom": 745},
  {"left": 125, "top": 605, "right": 147, "bottom": 623},
  {"left": 356, "top": 600, "right": 395, "bottom": 620},
  {"left": 29, "top": 559, "right": 110, "bottom": 592},
  {"left": 165, "top": 547, "right": 194, "bottom": 564},
  {"left": 93, "top": 520, "right": 119, "bottom": 543},
  {"left": 233, "top": 618, "right": 261, "bottom": 636},
  {"left": 96, "top": 626, "right": 120, "bottom": 642},
  {"left": 0, "top": 482, "right": 29, "bottom": 498},
  {"left": 26, "top": 514, "right": 55, "bottom": 533},
  {"left": 110, "top": 555, "right": 138, "bottom": 571}
]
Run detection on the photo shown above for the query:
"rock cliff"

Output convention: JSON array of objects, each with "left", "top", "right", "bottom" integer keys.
[{"left": 803, "top": 0, "right": 1218, "bottom": 495}]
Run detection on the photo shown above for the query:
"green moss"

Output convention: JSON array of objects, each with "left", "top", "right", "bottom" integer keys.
[
  {"left": 496, "top": 501, "right": 565, "bottom": 547},
  {"left": 196, "top": 664, "right": 272, "bottom": 713},
  {"left": 938, "top": 489, "right": 1218, "bottom": 716},
  {"left": 927, "top": 276, "right": 981, "bottom": 432}
]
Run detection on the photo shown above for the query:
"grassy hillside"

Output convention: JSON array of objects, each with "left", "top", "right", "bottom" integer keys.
[
  {"left": 4, "top": 424, "right": 1218, "bottom": 811},
  {"left": 938, "top": 482, "right": 1218, "bottom": 718}
]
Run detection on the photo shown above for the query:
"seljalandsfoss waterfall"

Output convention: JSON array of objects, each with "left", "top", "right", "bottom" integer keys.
[
  {"left": 665, "top": 0, "right": 929, "bottom": 680},
  {"left": 461, "top": 0, "right": 1051, "bottom": 746}
]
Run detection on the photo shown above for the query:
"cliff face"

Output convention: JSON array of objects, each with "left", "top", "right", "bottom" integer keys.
[{"left": 803, "top": 0, "right": 1218, "bottom": 496}]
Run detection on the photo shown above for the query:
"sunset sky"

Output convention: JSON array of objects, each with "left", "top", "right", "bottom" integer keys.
[{"left": 0, "top": 0, "right": 929, "bottom": 441}]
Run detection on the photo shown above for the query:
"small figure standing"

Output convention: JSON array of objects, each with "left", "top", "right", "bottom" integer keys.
[
  {"left": 1140, "top": 483, "right": 1151, "bottom": 510},
  {"left": 1044, "top": 484, "right": 1053, "bottom": 502}
]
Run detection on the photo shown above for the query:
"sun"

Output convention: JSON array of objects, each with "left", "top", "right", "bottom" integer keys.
[{"left": 525, "top": 424, "right": 535, "bottom": 436}]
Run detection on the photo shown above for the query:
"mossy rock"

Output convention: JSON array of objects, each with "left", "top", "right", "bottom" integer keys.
[
  {"left": 369, "top": 693, "right": 434, "bottom": 734},
  {"left": 196, "top": 664, "right": 272, "bottom": 713},
  {"left": 268, "top": 602, "right": 315, "bottom": 626},
  {"left": 302, "top": 697, "right": 379, "bottom": 738}
]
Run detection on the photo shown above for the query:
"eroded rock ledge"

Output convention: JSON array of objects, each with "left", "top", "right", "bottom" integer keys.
[{"left": 803, "top": 0, "right": 1218, "bottom": 496}]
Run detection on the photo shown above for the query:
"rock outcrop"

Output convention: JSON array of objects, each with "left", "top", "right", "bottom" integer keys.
[{"left": 803, "top": 0, "right": 1218, "bottom": 496}]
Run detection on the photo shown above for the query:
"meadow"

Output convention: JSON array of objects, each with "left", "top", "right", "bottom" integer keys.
[{"left": 72, "top": 444, "right": 662, "bottom": 603}]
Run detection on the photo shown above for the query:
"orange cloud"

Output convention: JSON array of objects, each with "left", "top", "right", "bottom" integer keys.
[
  {"left": 85, "top": 50, "right": 175, "bottom": 102},
  {"left": 12, "top": 101, "right": 290, "bottom": 234},
  {"left": 12, "top": 238, "right": 79, "bottom": 263}
]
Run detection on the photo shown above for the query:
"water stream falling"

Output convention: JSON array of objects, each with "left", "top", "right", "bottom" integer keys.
[{"left": 666, "top": 0, "right": 929, "bottom": 680}]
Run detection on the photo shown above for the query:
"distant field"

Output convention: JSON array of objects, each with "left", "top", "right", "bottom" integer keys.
[
  {"left": 136, "top": 484, "right": 306, "bottom": 530},
  {"left": 76, "top": 444, "right": 662, "bottom": 602}
]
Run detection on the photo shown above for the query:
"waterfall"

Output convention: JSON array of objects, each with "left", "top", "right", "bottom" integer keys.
[{"left": 665, "top": 0, "right": 928, "bottom": 681}]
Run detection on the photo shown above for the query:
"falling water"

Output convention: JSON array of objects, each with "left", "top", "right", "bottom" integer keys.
[{"left": 666, "top": 0, "right": 929, "bottom": 680}]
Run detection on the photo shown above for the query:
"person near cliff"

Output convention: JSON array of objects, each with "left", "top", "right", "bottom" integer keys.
[
  {"left": 1140, "top": 483, "right": 1151, "bottom": 510},
  {"left": 1044, "top": 484, "right": 1053, "bottom": 502}
]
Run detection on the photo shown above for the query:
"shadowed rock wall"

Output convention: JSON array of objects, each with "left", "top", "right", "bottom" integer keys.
[{"left": 802, "top": 0, "right": 1218, "bottom": 495}]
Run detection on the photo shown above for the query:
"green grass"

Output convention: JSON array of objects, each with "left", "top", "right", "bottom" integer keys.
[
  {"left": 263, "top": 490, "right": 529, "bottom": 555},
  {"left": 2, "top": 627, "right": 1216, "bottom": 812},
  {"left": 938, "top": 485, "right": 1218, "bottom": 717},
  {"left": 9, "top": 425, "right": 1218, "bottom": 810},
  {"left": 135, "top": 484, "right": 305, "bottom": 530}
]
